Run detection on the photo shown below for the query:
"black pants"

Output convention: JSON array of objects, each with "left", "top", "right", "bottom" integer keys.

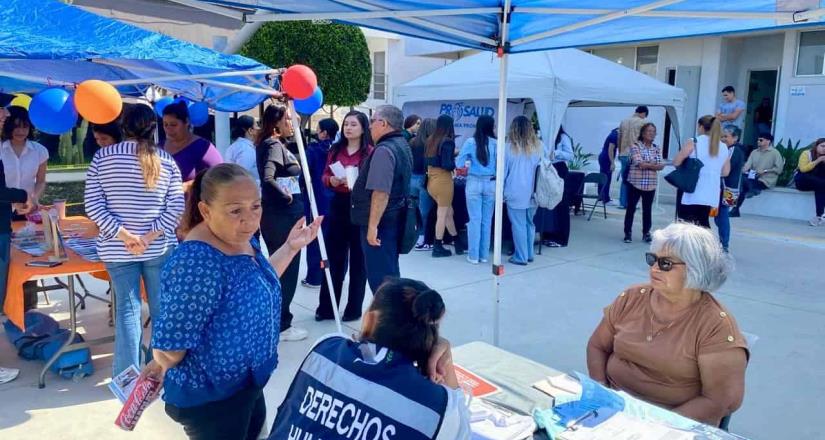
[
  {"left": 261, "top": 204, "right": 304, "bottom": 331},
  {"left": 624, "top": 186, "right": 655, "bottom": 237},
  {"left": 678, "top": 204, "right": 712, "bottom": 228},
  {"left": 166, "top": 386, "right": 266, "bottom": 440},
  {"left": 543, "top": 162, "right": 571, "bottom": 246},
  {"left": 317, "top": 193, "right": 367, "bottom": 319},
  {"left": 360, "top": 211, "right": 401, "bottom": 293},
  {"left": 796, "top": 172, "right": 825, "bottom": 216},
  {"left": 736, "top": 177, "right": 768, "bottom": 209}
]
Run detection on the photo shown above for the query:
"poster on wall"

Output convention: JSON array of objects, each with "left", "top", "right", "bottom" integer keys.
[{"left": 402, "top": 99, "right": 528, "bottom": 143}]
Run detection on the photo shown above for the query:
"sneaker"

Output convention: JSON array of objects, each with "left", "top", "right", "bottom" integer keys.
[
  {"left": 280, "top": 326, "right": 309, "bottom": 342},
  {"left": 414, "top": 243, "right": 432, "bottom": 251},
  {"left": 301, "top": 279, "right": 321, "bottom": 289},
  {"left": 0, "top": 367, "right": 20, "bottom": 384},
  {"left": 623, "top": 235, "right": 632, "bottom": 243},
  {"left": 542, "top": 240, "right": 564, "bottom": 248},
  {"left": 508, "top": 257, "right": 527, "bottom": 266},
  {"left": 810, "top": 216, "right": 825, "bottom": 227},
  {"left": 466, "top": 256, "right": 479, "bottom": 265},
  {"left": 618, "top": 205, "right": 627, "bottom": 210},
  {"left": 480, "top": 258, "right": 489, "bottom": 263},
  {"left": 643, "top": 233, "right": 652, "bottom": 243}
]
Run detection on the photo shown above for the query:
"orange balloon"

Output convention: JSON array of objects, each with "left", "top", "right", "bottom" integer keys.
[
  {"left": 282, "top": 65, "right": 317, "bottom": 100},
  {"left": 74, "top": 80, "right": 123, "bottom": 124}
]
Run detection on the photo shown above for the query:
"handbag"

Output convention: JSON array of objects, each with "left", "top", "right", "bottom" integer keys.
[{"left": 665, "top": 147, "right": 703, "bottom": 193}]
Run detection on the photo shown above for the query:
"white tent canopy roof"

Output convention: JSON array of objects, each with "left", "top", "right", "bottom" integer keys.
[{"left": 394, "top": 49, "right": 686, "bottom": 147}]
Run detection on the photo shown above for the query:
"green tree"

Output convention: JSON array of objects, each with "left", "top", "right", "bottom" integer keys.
[{"left": 241, "top": 21, "right": 371, "bottom": 110}]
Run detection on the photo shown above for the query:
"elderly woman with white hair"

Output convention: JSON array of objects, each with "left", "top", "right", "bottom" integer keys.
[{"left": 587, "top": 222, "right": 749, "bottom": 427}]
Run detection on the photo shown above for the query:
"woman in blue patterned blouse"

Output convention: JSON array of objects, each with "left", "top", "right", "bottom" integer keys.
[{"left": 142, "top": 163, "right": 322, "bottom": 440}]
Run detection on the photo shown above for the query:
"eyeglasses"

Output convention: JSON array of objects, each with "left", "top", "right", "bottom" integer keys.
[
  {"left": 645, "top": 252, "right": 686, "bottom": 272},
  {"left": 369, "top": 117, "right": 385, "bottom": 125}
]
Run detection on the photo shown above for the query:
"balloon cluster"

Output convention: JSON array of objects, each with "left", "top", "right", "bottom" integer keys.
[
  {"left": 282, "top": 65, "right": 324, "bottom": 115},
  {"left": 6, "top": 81, "right": 122, "bottom": 135},
  {"left": 153, "top": 96, "right": 209, "bottom": 127}
]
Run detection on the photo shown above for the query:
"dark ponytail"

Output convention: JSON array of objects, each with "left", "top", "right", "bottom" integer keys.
[
  {"left": 180, "top": 163, "right": 254, "bottom": 234},
  {"left": 364, "top": 278, "right": 446, "bottom": 376}
]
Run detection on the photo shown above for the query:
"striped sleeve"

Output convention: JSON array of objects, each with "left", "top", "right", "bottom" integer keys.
[
  {"left": 151, "top": 158, "right": 184, "bottom": 235},
  {"left": 84, "top": 153, "right": 121, "bottom": 241}
]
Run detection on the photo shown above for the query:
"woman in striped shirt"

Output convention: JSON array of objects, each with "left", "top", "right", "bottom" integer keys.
[{"left": 85, "top": 104, "right": 185, "bottom": 377}]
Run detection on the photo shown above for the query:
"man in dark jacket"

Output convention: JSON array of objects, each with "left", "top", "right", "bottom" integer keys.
[{"left": 351, "top": 105, "right": 412, "bottom": 292}]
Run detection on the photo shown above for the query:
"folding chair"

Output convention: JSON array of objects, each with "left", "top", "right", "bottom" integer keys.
[{"left": 579, "top": 172, "right": 608, "bottom": 221}]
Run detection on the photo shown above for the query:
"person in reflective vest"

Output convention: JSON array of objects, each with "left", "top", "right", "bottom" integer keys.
[{"left": 270, "top": 278, "right": 470, "bottom": 440}]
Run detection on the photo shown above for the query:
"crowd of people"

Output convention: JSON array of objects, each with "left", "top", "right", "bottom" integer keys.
[{"left": 1, "top": 87, "right": 804, "bottom": 438}]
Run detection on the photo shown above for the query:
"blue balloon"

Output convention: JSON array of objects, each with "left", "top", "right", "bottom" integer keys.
[
  {"left": 154, "top": 96, "right": 174, "bottom": 117},
  {"left": 294, "top": 87, "right": 324, "bottom": 115},
  {"left": 29, "top": 88, "right": 77, "bottom": 135},
  {"left": 188, "top": 102, "right": 209, "bottom": 127}
]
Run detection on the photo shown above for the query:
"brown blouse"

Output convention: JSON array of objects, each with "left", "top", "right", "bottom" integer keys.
[{"left": 603, "top": 284, "right": 749, "bottom": 408}]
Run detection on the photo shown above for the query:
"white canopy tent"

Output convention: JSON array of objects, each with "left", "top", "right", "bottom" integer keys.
[
  {"left": 191, "top": 0, "right": 825, "bottom": 345},
  {"left": 394, "top": 49, "right": 687, "bottom": 152}
]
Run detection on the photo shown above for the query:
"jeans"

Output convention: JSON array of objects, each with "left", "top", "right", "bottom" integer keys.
[
  {"left": 166, "top": 385, "right": 266, "bottom": 440},
  {"left": 795, "top": 172, "right": 825, "bottom": 216},
  {"left": 715, "top": 202, "right": 731, "bottom": 249},
  {"left": 410, "top": 174, "right": 434, "bottom": 240},
  {"left": 465, "top": 175, "right": 495, "bottom": 261},
  {"left": 508, "top": 205, "right": 537, "bottom": 264},
  {"left": 736, "top": 177, "right": 768, "bottom": 209},
  {"left": 105, "top": 251, "right": 170, "bottom": 377},
  {"left": 619, "top": 155, "right": 631, "bottom": 207},
  {"left": 360, "top": 211, "right": 401, "bottom": 293},
  {"left": 624, "top": 186, "right": 655, "bottom": 237},
  {"left": 317, "top": 193, "right": 367, "bottom": 319}
]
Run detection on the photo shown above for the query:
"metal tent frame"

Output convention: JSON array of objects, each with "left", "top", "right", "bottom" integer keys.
[{"left": 189, "top": 0, "right": 825, "bottom": 345}]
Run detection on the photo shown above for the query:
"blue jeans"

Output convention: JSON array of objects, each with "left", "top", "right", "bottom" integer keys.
[
  {"left": 465, "top": 175, "right": 495, "bottom": 262},
  {"left": 507, "top": 206, "right": 537, "bottom": 264},
  {"left": 619, "top": 155, "right": 630, "bottom": 207},
  {"left": 0, "top": 233, "right": 9, "bottom": 312},
  {"left": 410, "top": 174, "right": 434, "bottom": 239},
  {"left": 360, "top": 211, "right": 401, "bottom": 293},
  {"left": 106, "top": 251, "right": 171, "bottom": 376},
  {"left": 715, "top": 203, "right": 731, "bottom": 250}
]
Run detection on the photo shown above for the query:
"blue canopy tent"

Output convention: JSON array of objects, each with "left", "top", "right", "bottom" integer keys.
[
  {"left": 0, "top": 0, "right": 279, "bottom": 112},
  {"left": 192, "top": 0, "right": 825, "bottom": 344}
]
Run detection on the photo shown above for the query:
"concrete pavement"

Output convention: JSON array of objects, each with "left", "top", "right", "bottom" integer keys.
[{"left": 0, "top": 204, "right": 822, "bottom": 439}]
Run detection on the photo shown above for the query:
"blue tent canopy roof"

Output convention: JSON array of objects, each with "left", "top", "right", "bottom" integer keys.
[
  {"left": 206, "top": 0, "right": 825, "bottom": 53},
  {"left": 0, "top": 0, "right": 276, "bottom": 111}
]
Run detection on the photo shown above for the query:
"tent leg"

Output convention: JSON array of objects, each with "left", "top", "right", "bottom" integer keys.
[
  {"left": 288, "top": 101, "right": 343, "bottom": 334},
  {"left": 492, "top": 51, "right": 510, "bottom": 348}
]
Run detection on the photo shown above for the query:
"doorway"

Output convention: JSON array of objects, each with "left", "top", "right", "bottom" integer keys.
[{"left": 744, "top": 69, "right": 778, "bottom": 146}]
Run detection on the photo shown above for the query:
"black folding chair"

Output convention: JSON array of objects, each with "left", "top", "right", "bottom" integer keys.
[{"left": 579, "top": 172, "right": 608, "bottom": 221}]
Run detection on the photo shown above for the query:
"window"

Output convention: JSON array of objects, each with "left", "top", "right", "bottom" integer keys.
[
  {"left": 372, "top": 51, "right": 387, "bottom": 100},
  {"left": 636, "top": 46, "right": 659, "bottom": 77},
  {"left": 797, "top": 31, "right": 825, "bottom": 75},
  {"left": 591, "top": 45, "right": 659, "bottom": 77}
]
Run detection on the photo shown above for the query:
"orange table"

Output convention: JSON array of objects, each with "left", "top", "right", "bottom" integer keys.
[{"left": 5, "top": 216, "right": 112, "bottom": 388}]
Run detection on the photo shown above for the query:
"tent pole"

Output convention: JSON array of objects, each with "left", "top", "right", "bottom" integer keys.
[
  {"left": 287, "top": 101, "right": 343, "bottom": 334},
  {"left": 492, "top": 0, "right": 512, "bottom": 348}
]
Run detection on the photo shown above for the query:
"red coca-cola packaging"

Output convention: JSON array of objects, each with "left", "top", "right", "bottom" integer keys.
[{"left": 114, "top": 375, "right": 161, "bottom": 431}]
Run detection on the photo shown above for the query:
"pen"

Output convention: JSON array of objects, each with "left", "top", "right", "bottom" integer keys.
[{"left": 565, "top": 409, "right": 599, "bottom": 431}]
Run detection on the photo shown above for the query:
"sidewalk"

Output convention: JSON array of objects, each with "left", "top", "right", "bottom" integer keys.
[{"left": 0, "top": 204, "right": 822, "bottom": 439}]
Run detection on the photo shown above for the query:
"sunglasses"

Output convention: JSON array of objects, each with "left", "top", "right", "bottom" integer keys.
[{"left": 645, "top": 252, "right": 686, "bottom": 272}]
